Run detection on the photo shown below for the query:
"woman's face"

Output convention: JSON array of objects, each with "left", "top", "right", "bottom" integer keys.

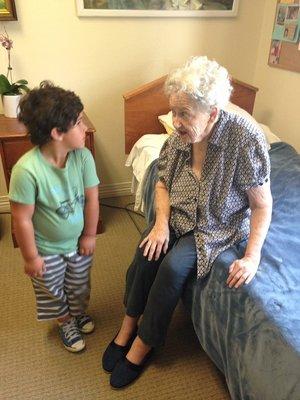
[{"left": 169, "top": 92, "right": 214, "bottom": 144}]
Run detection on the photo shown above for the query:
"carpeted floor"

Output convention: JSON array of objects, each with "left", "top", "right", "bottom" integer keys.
[{"left": 0, "top": 196, "right": 230, "bottom": 400}]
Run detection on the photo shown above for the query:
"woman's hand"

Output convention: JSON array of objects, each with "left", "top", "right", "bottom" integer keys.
[
  {"left": 139, "top": 224, "right": 169, "bottom": 261},
  {"left": 24, "top": 256, "right": 45, "bottom": 278},
  {"left": 226, "top": 255, "right": 260, "bottom": 288},
  {"left": 79, "top": 234, "right": 96, "bottom": 256}
]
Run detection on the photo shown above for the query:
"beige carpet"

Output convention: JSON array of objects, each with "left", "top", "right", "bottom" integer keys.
[{"left": 0, "top": 197, "right": 230, "bottom": 400}]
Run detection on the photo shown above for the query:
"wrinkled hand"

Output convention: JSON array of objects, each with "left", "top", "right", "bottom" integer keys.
[
  {"left": 226, "top": 256, "right": 260, "bottom": 288},
  {"left": 24, "top": 256, "right": 45, "bottom": 278},
  {"left": 79, "top": 235, "right": 96, "bottom": 256},
  {"left": 139, "top": 224, "right": 169, "bottom": 261}
]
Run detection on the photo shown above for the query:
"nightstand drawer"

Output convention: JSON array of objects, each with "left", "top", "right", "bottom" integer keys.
[{"left": 2, "top": 137, "right": 33, "bottom": 177}]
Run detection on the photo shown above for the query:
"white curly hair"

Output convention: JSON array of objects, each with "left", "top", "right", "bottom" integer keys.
[{"left": 165, "top": 56, "right": 232, "bottom": 110}]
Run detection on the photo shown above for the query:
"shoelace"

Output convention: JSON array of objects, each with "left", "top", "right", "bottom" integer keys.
[
  {"left": 62, "top": 319, "right": 80, "bottom": 341},
  {"left": 77, "top": 315, "right": 89, "bottom": 325}
]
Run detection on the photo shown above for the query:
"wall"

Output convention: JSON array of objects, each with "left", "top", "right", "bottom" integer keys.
[
  {"left": 253, "top": 0, "right": 300, "bottom": 152},
  {"left": 0, "top": 0, "right": 266, "bottom": 197}
]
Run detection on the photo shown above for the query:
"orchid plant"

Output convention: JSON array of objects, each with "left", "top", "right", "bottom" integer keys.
[{"left": 0, "top": 28, "right": 29, "bottom": 96}]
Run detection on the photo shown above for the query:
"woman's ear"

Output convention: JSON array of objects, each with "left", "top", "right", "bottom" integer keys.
[
  {"left": 50, "top": 127, "right": 64, "bottom": 141},
  {"left": 209, "top": 107, "right": 219, "bottom": 123}
]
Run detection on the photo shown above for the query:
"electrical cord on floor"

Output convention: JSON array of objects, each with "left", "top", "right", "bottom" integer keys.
[
  {"left": 100, "top": 201, "right": 145, "bottom": 234},
  {"left": 99, "top": 201, "right": 143, "bottom": 216}
]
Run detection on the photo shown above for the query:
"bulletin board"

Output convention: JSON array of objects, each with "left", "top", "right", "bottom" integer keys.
[{"left": 268, "top": 0, "right": 300, "bottom": 73}]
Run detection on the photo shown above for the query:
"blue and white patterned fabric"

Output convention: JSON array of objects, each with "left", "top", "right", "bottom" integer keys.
[{"left": 157, "top": 110, "right": 270, "bottom": 278}]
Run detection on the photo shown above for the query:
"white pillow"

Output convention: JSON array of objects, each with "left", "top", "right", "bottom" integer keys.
[
  {"left": 158, "top": 111, "right": 174, "bottom": 135},
  {"left": 224, "top": 102, "right": 259, "bottom": 126},
  {"left": 224, "top": 103, "right": 279, "bottom": 148},
  {"left": 258, "top": 123, "right": 281, "bottom": 144}
]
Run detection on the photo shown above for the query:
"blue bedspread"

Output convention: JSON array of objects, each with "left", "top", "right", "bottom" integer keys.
[{"left": 142, "top": 142, "right": 300, "bottom": 400}]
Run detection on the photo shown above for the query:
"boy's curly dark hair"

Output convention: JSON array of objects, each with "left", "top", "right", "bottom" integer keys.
[{"left": 18, "top": 81, "right": 83, "bottom": 146}]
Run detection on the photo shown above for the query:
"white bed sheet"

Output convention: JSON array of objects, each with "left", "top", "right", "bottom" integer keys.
[{"left": 125, "top": 134, "right": 169, "bottom": 211}]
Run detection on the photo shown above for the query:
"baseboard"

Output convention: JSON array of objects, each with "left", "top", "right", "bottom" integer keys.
[
  {"left": 0, "top": 182, "right": 133, "bottom": 212},
  {"left": 0, "top": 195, "right": 10, "bottom": 213},
  {"left": 99, "top": 181, "right": 132, "bottom": 199}
]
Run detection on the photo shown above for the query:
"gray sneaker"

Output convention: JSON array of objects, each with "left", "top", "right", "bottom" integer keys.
[
  {"left": 59, "top": 317, "right": 85, "bottom": 352},
  {"left": 76, "top": 314, "right": 95, "bottom": 334}
]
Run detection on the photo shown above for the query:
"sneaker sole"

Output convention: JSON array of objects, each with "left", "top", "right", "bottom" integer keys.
[
  {"left": 79, "top": 325, "right": 95, "bottom": 334},
  {"left": 63, "top": 342, "right": 86, "bottom": 353}
]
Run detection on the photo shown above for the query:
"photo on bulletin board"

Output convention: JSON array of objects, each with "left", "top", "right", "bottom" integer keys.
[
  {"left": 286, "top": 5, "right": 299, "bottom": 20},
  {"left": 283, "top": 22, "right": 298, "bottom": 42},
  {"left": 269, "top": 40, "right": 282, "bottom": 65},
  {"left": 276, "top": 4, "right": 287, "bottom": 25}
]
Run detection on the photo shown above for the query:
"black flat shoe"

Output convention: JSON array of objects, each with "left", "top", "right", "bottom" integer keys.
[
  {"left": 110, "top": 348, "right": 154, "bottom": 389},
  {"left": 102, "top": 330, "right": 137, "bottom": 373}
]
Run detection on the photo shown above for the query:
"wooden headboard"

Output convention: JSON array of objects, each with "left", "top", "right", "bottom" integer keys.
[{"left": 123, "top": 76, "right": 258, "bottom": 154}]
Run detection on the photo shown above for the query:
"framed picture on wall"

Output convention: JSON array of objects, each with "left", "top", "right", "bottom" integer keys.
[
  {"left": 76, "top": 0, "right": 239, "bottom": 18},
  {"left": 0, "top": 0, "right": 17, "bottom": 21}
]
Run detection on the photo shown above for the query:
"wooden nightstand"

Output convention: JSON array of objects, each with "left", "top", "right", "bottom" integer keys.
[{"left": 0, "top": 113, "right": 103, "bottom": 247}]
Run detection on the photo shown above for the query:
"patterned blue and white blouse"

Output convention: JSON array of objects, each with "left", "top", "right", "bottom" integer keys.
[{"left": 157, "top": 110, "right": 270, "bottom": 279}]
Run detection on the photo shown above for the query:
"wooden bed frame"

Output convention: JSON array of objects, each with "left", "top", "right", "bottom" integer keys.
[{"left": 123, "top": 76, "right": 258, "bottom": 154}]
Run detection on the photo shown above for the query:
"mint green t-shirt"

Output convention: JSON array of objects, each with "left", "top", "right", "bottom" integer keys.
[{"left": 9, "top": 147, "right": 100, "bottom": 255}]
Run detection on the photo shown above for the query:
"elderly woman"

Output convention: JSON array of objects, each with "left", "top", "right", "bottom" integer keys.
[{"left": 102, "top": 56, "right": 272, "bottom": 388}]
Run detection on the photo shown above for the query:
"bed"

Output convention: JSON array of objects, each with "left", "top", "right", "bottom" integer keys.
[{"left": 123, "top": 76, "right": 300, "bottom": 400}]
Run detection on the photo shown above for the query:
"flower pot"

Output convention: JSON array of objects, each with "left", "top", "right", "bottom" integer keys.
[{"left": 2, "top": 94, "right": 22, "bottom": 118}]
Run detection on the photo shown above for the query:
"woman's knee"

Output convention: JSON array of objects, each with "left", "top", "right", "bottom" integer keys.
[
  {"left": 156, "top": 244, "right": 196, "bottom": 283},
  {"left": 156, "top": 254, "right": 185, "bottom": 285},
  {"left": 126, "top": 245, "right": 161, "bottom": 286}
]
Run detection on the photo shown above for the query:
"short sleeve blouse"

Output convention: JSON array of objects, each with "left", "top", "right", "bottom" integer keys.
[{"left": 157, "top": 110, "right": 270, "bottom": 278}]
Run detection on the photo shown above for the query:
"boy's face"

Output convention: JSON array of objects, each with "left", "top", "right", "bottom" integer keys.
[{"left": 62, "top": 111, "right": 87, "bottom": 150}]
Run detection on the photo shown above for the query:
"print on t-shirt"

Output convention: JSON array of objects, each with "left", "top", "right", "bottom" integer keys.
[{"left": 55, "top": 187, "right": 84, "bottom": 220}]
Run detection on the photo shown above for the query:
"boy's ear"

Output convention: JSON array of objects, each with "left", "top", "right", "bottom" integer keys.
[{"left": 50, "top": 127, "right": 64, "bottom": 141}]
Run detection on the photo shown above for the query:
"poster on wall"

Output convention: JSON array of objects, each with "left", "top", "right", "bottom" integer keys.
[
  {"left": 268, "top": 0, "right": 300, "bottom": 73},
  {"left": 76, "top": 0, "right": 239, "bottom": 17}
]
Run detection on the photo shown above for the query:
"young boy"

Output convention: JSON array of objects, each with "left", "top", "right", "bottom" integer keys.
[{"left": 9, "top": 82, "right": 100, "bottom": 352}]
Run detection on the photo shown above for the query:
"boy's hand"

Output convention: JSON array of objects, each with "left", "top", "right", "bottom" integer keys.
[
  {"left": 24, "top": 256, "right": 45, "bottom": 278},
  {"left": 79, "top": 234, "right": 96, "bottom": 256}
]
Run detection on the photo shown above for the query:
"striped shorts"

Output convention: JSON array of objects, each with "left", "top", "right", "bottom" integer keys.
[{"left": 31, "top": 251, "right": 93, "bottom": 321}]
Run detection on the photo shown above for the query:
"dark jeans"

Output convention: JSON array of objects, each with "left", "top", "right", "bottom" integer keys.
[{"left": 124, "top": 225, "right": 197, "bottom": 347}]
